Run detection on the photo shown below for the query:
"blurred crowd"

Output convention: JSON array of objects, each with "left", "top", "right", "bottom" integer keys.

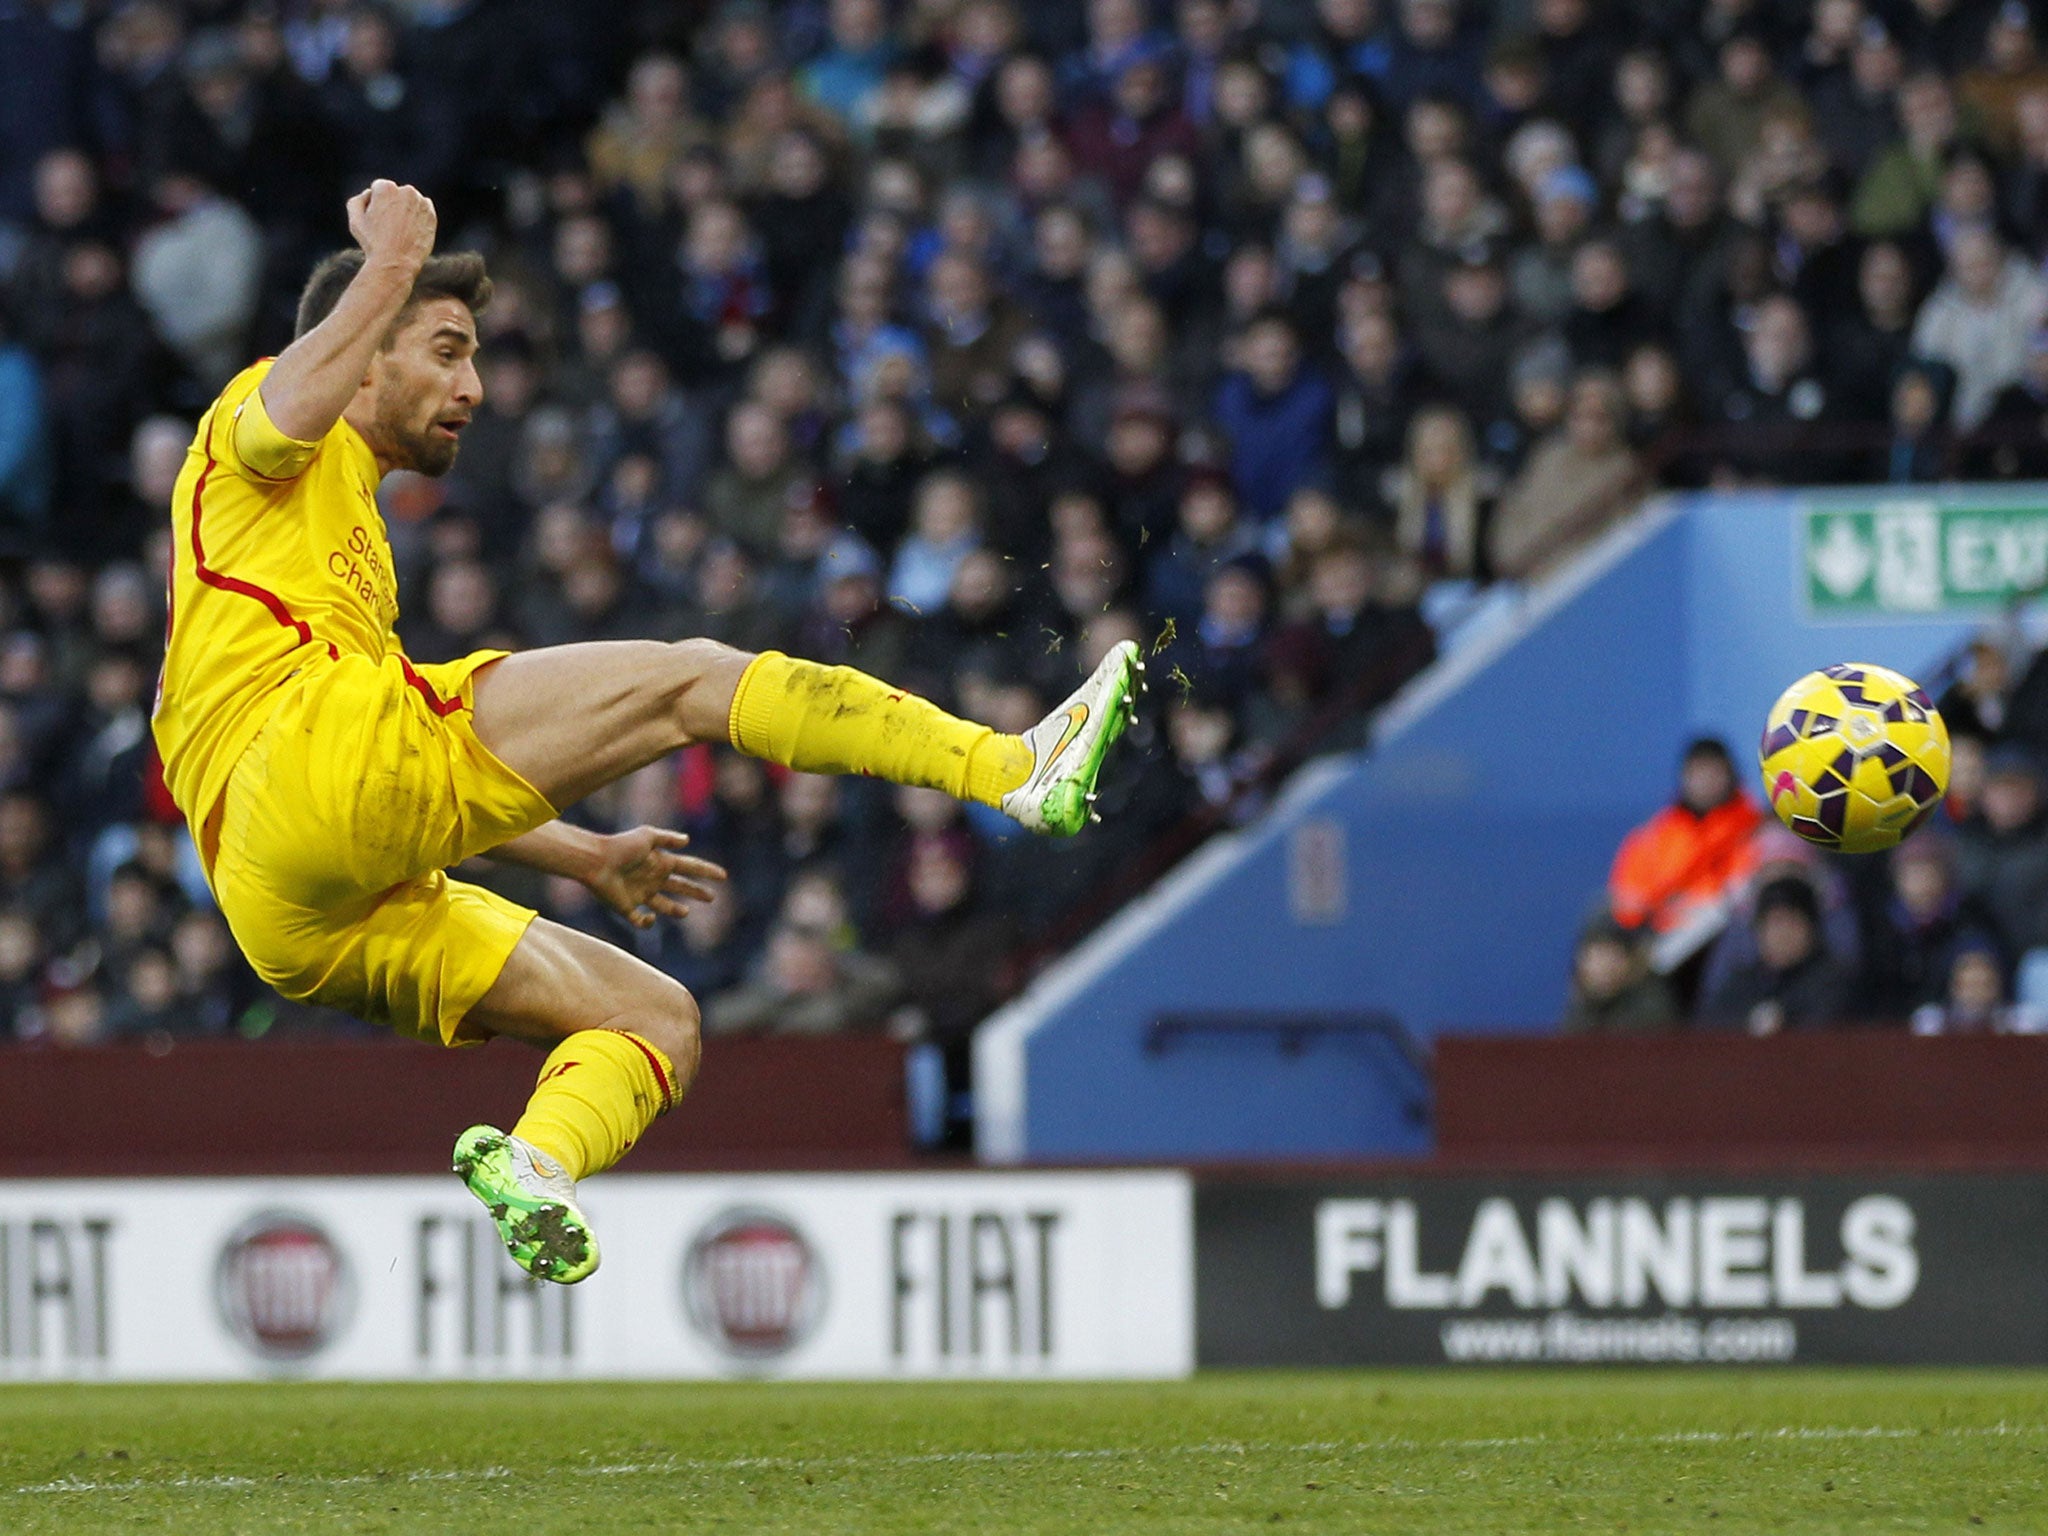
[
  {"left": 8, "top": 0, "right": 2048, "bottom": 1102},
  {"left": 1573, "top": 638, "right": 2048, "bottom": 1036}
]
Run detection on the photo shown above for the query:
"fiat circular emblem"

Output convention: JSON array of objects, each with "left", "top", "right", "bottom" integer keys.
[
  {"left": 215, "top": 1212, "right": 353, "bottom": 1362},
  {"left": 681, "top": 1208, "right": 825, "bottom": 1360}
]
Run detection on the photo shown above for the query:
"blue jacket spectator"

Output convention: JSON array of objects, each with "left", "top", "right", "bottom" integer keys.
[
  {"left": 0, "top": 317, "right": 49, "bottom": 538},
  {"left": 798, "top": 0, "right": 897, "bottom": 122},
  {"left": 1284, "top": 0, "right": 1394, "bottom": 112},
  {"left": 1212, "top": 310, "right": 1334, "bottom": 521}
]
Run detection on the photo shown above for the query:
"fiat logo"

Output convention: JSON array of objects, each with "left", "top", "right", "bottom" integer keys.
[
  {"left": 215, "top": 1212, "right": 352, "bottom": 1362},
  {"left": 681, "top": 1208, "right": 825, "bottom": 1360}
]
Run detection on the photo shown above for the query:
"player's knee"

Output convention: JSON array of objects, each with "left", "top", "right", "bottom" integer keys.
[
  {"left": 629, "top": 978, "right": 702, "bottom": 1096},
  {"left": 665, "top": 638, "right": 752, "bottom": 743}
]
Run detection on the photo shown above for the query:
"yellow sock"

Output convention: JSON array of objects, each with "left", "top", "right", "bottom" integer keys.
[
  {"left": 728, "top": 651, "right": 1032, "bottom": 808},
  {"left": 511, "top": 1030, "right": 681, "bottom": 1181}
]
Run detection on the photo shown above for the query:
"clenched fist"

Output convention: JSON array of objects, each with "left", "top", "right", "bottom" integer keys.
[{"left": 346, "top": 179, "right": 436, "bottom": 271}]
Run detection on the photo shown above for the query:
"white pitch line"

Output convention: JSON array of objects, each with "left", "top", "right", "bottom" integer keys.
[{"left": 13, "top": 1424, "right": 2043, "bottom": 1497}]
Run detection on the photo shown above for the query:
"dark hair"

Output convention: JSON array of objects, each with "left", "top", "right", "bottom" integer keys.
[
  {"left": 293, "top": 249, "right": 493, "bottom": 342},
  {"left": 1754, "top": 875, "right": 1821, "bottom": 927}
]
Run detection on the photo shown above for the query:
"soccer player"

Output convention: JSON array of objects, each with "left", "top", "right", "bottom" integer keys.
[{"left": 152, "top": 181, "right": 1141, "bottom": 1283}]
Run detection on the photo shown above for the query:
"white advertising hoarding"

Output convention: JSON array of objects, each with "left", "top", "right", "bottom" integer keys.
[{"left": 0, "top": 1171, "right": 1193, "bottom": 1381}]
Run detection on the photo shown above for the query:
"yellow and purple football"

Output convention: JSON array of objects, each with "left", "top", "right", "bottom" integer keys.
[{"left": 1758, "top": 663, "right": 1950, "bottom": 854}]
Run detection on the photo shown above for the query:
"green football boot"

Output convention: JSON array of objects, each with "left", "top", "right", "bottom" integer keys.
[
  {"left": 1000, "top": 639, "right": 1144, "bottom": 836},
  {"left": 451, "top": 1125, "right": 600, "bottom": 1285}
]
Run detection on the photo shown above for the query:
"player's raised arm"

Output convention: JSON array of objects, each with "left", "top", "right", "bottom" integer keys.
[{"left": 258, "top": 180, "right": 438, "bottom": 445}]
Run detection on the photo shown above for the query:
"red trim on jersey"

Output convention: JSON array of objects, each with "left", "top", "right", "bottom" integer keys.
[
  {"left": 184, "top": 441, "right": 340, "bottom": 661},
  {"left": 620, "top": 1032, "right": 678, "bottom": 1112},
  {"left": 398, "top": 655, "right": 465, "bottom": 717}
]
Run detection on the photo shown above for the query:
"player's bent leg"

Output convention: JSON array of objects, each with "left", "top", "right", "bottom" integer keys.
[
  {"left": 470, "top": 634, "right": 1145, "bottom": 837},
  {"left": 451, "top": 917, "right": 701, "bottom": 1284},
  {"left": 469, "top": 638, "right": 750, "bottom": 811}
]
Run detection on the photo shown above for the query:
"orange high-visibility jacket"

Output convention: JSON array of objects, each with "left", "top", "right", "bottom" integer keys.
[{"left": 1608, "top": 795, "right": 1764, "bottom": 933}]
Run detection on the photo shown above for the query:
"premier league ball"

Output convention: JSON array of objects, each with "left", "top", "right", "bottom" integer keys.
[{"left": 1758, "top": 663, "right": 1950, "bottom": 855}]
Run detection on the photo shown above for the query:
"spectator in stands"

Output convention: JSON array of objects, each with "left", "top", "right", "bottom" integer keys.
[
  {"left": 1329, "top": 307, "right": 1420, "bottom": 507},
  {"left": 1390, "top": 405, "right": 1495, "bottom": 583},
  {"left": 1608, "top": 738, "right": 1764, "bottom": 937},
  {"left": 1912, "top": 933, "right": 2048, "bottom": 1034},
  {"left": 1860, "top": 834, "right": 1992, "bottom": 1019},
  {"left": 1145, "top": 469, "right": 1258, "bottom": 631},
  {"left": 168, "top": 908, "right": 239, "bottom": 1034},
  {"left": 1413, "top": 244, "right": 1524, "bottom": 432},
  {"left": 0, "top": 305, "right": 49, "bottom": 546},
  {"left": 889, "top": 470, "right": 983, "bottom": 615},
  {"left": 1708, "top": 292, "right": 1844, "bottom": 483},
  {"left": 1959, "top": 2, "right": 2048, "bottom": 155},
  {"left": 2007, "top": 85, "right": 2048, "bottom": 244},
  {"left": 1272, "top": 539, "right": 1435, "bottom": 715},
  {"left": 318, "top": 5, "right": 459, "bottom": 201},
  {"left": 1829, "top": 240, "right": 1924, "bottom": 424},
  {"left": 1972, "top": 325, "right": 2048, "bottom": 478},
  {"left": 1488, "top": 371, "right": 1642, "bottom": 581},
  {"left": 799, "top": 0, "right": 895, "bottom": 124},
  {"left": 1911, "top": 224, "right": 2048, "bottom": 429},
  {"left": 1699, "top": 875, "right": 1859, "bottom": 1034},
  {"left": 1510, "top": 164, "right": 1599, "bottom": 327},
  {"left": 1811, "top": 16, "right": 1906, "bottom": 180},
  {"left": 1212, "top": 308, "right": 1334, "bottom": 521},
  {"left": 707, "top": 918, "right": 900, "bottom": 1036},
  {"left": 891, "top": 836, "right": 1005, "bottom": 1051},
  {"left": 1873, "top": 357, "right": 1958, "bottom": 483},
  {"left": 1941, "top": 638, "right": 2017, "bottom": 744},
  {"left": 1687, "top": 28, "right": 1807, "bottom": 180},
  {"left": 1561, "top": 913, "right": 1680, "bottom": 1034},
  {"left": 1954, "top": 744, "right": 2048, "bottom": 958},
  {"left": 1852, "top": 69, "right": 1964, "bottom": 237},
  {"left": 588, "top": 53, "right": 704, "bottom": 214},
  {"left": 128, "top": 171, "right": 263, "bottom": 390}
]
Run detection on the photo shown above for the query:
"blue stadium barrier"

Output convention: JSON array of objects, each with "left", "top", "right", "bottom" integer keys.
[{"left": 977, "top": 488, "right": 2008, "bottom": 1164}]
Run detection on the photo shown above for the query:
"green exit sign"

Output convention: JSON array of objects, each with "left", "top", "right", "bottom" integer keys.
[{"left": 1803, "top": 499, "right": 2048, "bottom": 615}]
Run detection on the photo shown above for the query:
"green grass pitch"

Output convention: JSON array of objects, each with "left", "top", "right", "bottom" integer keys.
[{"left": 1, "top": 1371, "right": 2044, "bottom": 1533}]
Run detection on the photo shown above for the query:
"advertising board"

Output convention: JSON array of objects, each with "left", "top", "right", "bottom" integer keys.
[
  {"left": 0, "top": 1172, "right": 1193, "bottom": 1381},
  {"left": 1198, "top": 1174, "right": 2048, "bottom": 1365}
]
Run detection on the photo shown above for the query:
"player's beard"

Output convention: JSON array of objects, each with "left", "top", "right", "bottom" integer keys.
[{"left": 377, "top": 392, "right": 460, "bottom": 477}]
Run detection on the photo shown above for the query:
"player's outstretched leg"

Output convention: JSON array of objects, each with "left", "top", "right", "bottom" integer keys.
[
  {"left": 469, "top": 636, "right": 1145, "bottom": 835},
  {"left": 452, "top": 920, "right": 698, "bottom": 1283},
  {"left": 732, "top": 639, "right": 1144, "bottom": 835}
]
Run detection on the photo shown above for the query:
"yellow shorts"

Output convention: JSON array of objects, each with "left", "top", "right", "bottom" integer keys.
[{"left": 209, "top": 650, "right": 559, "bottom": 1047}]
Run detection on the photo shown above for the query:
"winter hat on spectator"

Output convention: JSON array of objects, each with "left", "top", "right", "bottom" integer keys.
[
  {"left": 182, "top": 29, "right": 243, "bottom": 82},
  {"left": 1535, "top": 165, "right": 1599, "bottom": 211},
  {"left": 1893, "top": 828, "right": 1957, "bottom": 877},
  {"left": 1985, "top": 742, "right": 2047, "bottom": 785},
  {"left": 1346, "top": 247, "right": 1388, "bottom": 286},
  {"left": 819, "top": 532, "right": 882, "bottom": 585},
  {"left": 579, "top": 281, "right": 626, "bottom": 317},
  {"left": 1754, "top": 875, "right": 1821, "bottom": 927},
  {"left": 1578, "top": 908, "right": 1640, "bottom": 950},
  {"left": 1453, "top": 238, "right": 1505, "bottom": 272},
  {"left": 1111, "top": 383, "right": 1177, "bottom": 429},
  {"left": 1947, "top": 928, "right": 2008, "bottom": 975},
  {"left": 1291, "top": 171, "right": 1337, "bottom": 208},
  {"left": 1510, "top": 335, "right": 1574, "bottom": 395},
  {"left": 1218, "top": 550, "right": 1273, "bottom": 589}
]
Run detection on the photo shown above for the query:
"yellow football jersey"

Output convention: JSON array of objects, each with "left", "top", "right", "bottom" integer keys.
[{"left": 153, "top": 360, "right": 436, "bottom": 865}]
